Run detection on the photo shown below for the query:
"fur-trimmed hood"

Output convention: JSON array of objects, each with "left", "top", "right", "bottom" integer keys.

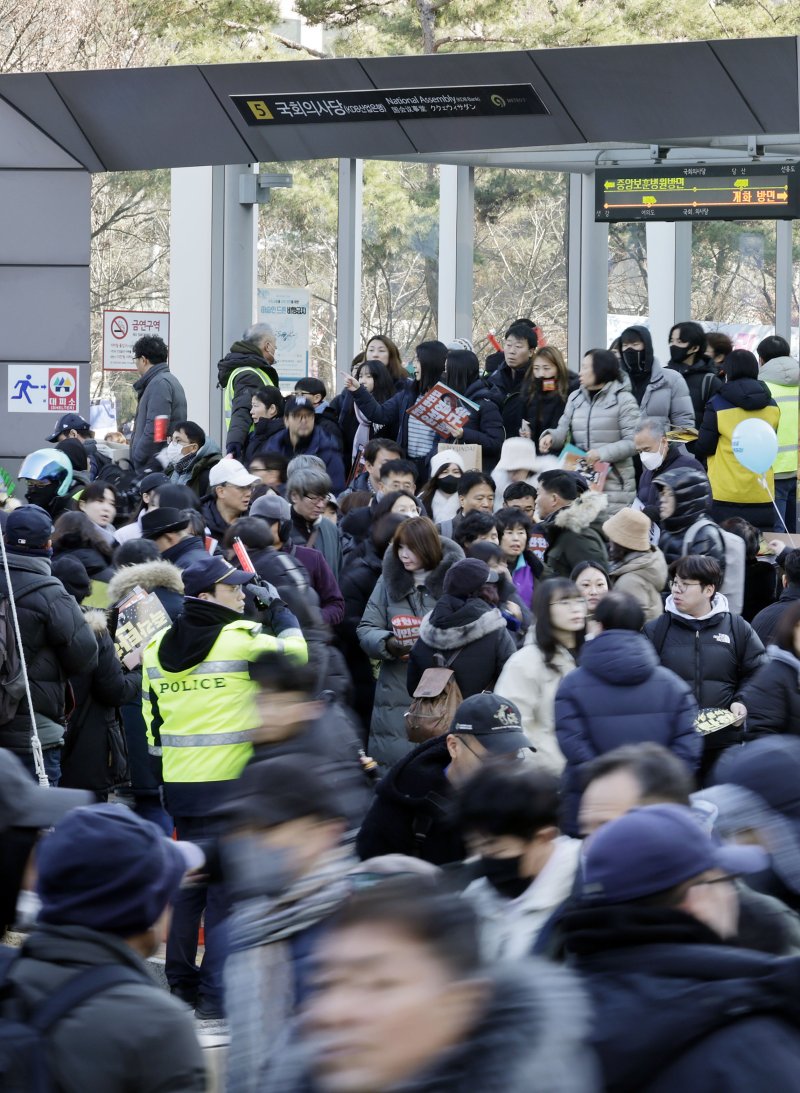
[
  {"left": 419, "top": 594, "right": 508, "bottom": 650},
  {"left": 266, "top": 961, "right": 597, "bottom": 1093},
  {"left": 82, "top": 607, "right": 109, "bottom": 635},
  {"left": 382, "top": 537, "right": 464, "bottom": 602},
  {"left": 106, "top": 559, "right": 185, "bottom": 604},
  {"left": 551, "top": 489, "right": 608, "bottom": 534}
]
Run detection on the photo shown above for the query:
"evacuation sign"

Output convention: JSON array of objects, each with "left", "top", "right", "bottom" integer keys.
[{"left": 48, "top": 367, "right": 78, "bottom": 412}]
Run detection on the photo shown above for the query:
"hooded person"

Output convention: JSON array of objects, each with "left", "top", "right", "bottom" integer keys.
[
  {"left": 618, "top": 324, "right": 695, "bottom": 430},
  {"left": 417, "top": 448, "right": 465, "bottom": 525},
  {"left": 491, "top": 436, "right": 539, "bottom": 512},
  {"left": 218, "top": 322, "right": 280, "bottom": 460},
  {"left": 0, "top": 505, "right": 98, "bottom": 784},
  {"left": 695, "top": 349, "right": 781, "bottom": 530},
  {"left": 654, "top": 466, "right": 727, "bottom": 570},
  {"left": 602, "top": 507, "right": 668, "bottom": 623},
  {"left": 407, "top": 558, "right": 517, "bottom": 699}
]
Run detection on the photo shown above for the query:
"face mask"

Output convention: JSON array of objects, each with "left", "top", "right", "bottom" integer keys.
[
  {"left": 669, "top": 345, "right": 691, "bottom": 366},
  {"left": 479, "top": 855, "right": 529, "bottom": 900},
  {"left": 640, "top": 448, "right": 665, "bottom": 471},
  {"left": 164, "top": 441, "right": 184, "bottom": 464},
  {"left": 436, "top": 475, "right": 460, "bottom": 495},
  {"left": 26, "top": 479, "right": 58, "bottom": 510},
  {"left": 220, "top": 838, "right": 295, "bottom": 902},
  {"left": 622, "top": 348, "right": 647, "bottom": 374},
  {"left": 14, "top": 889, "right": 41, "bottom": 931}
]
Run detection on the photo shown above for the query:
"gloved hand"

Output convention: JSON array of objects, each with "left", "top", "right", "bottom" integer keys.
[
  {"left": 251, "top": 578, "right": 282, "bottom": 609},
  {"left": 386, "top": 636, "right": 410, "bottom": 659}
]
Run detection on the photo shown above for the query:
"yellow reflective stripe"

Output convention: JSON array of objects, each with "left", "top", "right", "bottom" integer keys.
[{"left": 160, "top": 730, "right": 253, "bottom": 747}]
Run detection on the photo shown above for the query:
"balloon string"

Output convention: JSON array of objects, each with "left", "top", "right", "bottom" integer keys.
[{"left": 758, "top": 474, "right": 798, "bottom": 546}]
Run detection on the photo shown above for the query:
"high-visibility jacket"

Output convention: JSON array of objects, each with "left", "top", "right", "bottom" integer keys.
[
  {"left": 142, "top": 618, "right": 307, "bottom": 790},
  {"left": 223, "top": 364, "right": 275, "bottom": 432},
  {"left": 764, "top": 380, "right": 799, "bottom": 476}
]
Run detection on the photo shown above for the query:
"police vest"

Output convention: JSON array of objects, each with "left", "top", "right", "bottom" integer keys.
[
  {"left": 764, "top": 380, "right": 799, "bottom": 475},
  {"left": 223, "top": 364, "right": 275, "bottom": 430},
  {"left": 142, "top": 618, "right": 306, "bottom": 785}
]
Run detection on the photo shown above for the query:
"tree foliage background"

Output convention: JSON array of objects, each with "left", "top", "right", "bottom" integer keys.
[{"left": 2, "top": 0, "right": 799, "bottom": 416}]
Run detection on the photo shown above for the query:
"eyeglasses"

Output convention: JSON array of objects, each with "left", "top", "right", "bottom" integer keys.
[{"left": 669, "top": 580, "right": 702, "bottom": 593}]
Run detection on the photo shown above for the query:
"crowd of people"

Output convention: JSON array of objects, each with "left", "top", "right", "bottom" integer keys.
[{"left": 2, "top": 318, "right": 800, "bottom": 1091}]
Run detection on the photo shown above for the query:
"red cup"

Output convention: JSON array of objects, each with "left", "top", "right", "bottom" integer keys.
[{"left": 154, "top": 415, "right": 169, "bottom": 443}]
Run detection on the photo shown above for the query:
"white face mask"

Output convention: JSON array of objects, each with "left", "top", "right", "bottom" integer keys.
[
  {"left": 14, "top": 889, "right": 41, "bottom": 931},
  {"left": 640, "top": 448, "right": 665, "bottom": 471},
  {"left": 165, "top": 441, "right": 184, "bottom": 464}
]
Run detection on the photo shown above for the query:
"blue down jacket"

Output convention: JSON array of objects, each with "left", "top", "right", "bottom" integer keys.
[{"left": 555, "top": 629, "right": 700, "bottom": 833}]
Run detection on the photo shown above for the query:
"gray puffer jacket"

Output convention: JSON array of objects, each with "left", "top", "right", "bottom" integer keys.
[
  {"left": 634, "top": 360, "right": 695, "bottom": 429},
  {"left": 131, "top": 363, "right": 188, "bottom": 472},
  {"left": 541, "top": 380, "right": 639, "bottom": 513},
  {"left": 357, "top": 537, "right": 463, "bottom": 769}
]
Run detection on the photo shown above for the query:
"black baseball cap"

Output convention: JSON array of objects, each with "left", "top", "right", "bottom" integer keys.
[
  {"left": 47, "top": 413, "right": 91, "bottom": 442},
  {"left": 182, "top": 556, "right": 254, "bottom": 598},
  {"left": 449, "top": 693, "right": 532, "bottom": 754}
]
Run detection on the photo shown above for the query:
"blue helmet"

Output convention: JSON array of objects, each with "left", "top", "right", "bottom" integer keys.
[{"left": 18, "top": 449, "right": 74, "bottom": 497}]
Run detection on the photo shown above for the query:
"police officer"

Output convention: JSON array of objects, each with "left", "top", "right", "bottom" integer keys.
[{"left": 142, "top": 555, "right": 307, "bottom": 1019}]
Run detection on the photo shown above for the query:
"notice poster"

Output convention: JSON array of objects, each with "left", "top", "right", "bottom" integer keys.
[
  {"left": 558, "top": 443, "right": 610, "bottom": 493},
  {"left": 111, "top": 585, "right": 171, "bottom": 660},
  {"left": 406, "top": 383, "right": 477, "bottom": 439},
  {"left": 103, "top": 310, "right": 170, "bottom": 372},
  {"left": 256, "top": 286, "right": 310, "bottom": 384}
]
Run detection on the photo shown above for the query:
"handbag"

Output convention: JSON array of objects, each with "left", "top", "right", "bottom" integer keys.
[{"left": 404, "top": 650, "right": 463, "bottom": 743}]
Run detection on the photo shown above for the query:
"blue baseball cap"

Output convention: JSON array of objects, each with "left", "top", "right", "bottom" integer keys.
[
  {"left": 580, "top": 803, "right": 767, "bottom": 904},
  {"left": 182, "top": 556, "right": 254, "bottom": 598}
]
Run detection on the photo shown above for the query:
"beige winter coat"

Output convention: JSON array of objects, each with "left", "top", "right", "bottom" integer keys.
[
  {"left": 609, "top": 548, "right": 668, "bottom": 623},
  {"left": 494, "top": 641, "right": 577, "bottom": 774}
]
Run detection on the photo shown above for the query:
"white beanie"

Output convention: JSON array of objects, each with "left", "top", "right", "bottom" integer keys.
[
  {"left": 446, "top": 338, "right": 474, "bottom": 353},
  {"left": 430, "top": 449, "right": 465, "bottom": 478}
]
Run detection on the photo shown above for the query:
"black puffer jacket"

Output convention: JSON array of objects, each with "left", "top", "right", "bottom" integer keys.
[
  {"left": 644, "top": 595, "right": 766, "bottom": 773},
  {"left": 356, "top": 734, "right": 463, "bottom": 864},
  {"left": 486, "top": 360, "right": 527, "bottom": 436},
  {"left": 656, "top": 466, "right": 726, "bottom": 571},
  {"left": 407, "top": 593, "right": 516, "bottom": 697},
  {"left": 741, "top": 647, "right": 800, "bottom": 739},
  {"left": 668, "top": 355, "right": 724, "bottom": 428},
  {"left": 459, "top": 378, "right": 506, "bottom": 471},
  {"left": 0, "top": 552, "right": 98, "bottom": 753},
  {"left": 243, "top": 416, "right": 285, "bottom": 464},
  {"left": 563, "top": 903, "right": 800, "bottom": 1093},
  {"left": 60, "top": 609, "right": 140, "bottom": 793},
  {"left": 6, "top": 924, "right": 206, "bottom": 1092}
]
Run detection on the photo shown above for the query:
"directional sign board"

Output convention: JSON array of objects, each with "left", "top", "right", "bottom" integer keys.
[
  {"left": 232, "top": 84, "right": 548, "bottom": 127},
  {"left": 595, "top": 163, "right": 800, "bottom": 222},
  {"left": 7, "top": 365, "right": 78, "bottom": 414},
  {"left": 103, "top": 309, "right": 170, "bottom": 372}
]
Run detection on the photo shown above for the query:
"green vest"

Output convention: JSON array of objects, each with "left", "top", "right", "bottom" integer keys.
[
  {"left": 223, "top": 364, "right": 275, "bottom": 430},
  {"left": 142, "top": 617, "right": 307, "bottom": 785},
  {"left": 765, "top": 380, "right": 798, "bottom": 475}
]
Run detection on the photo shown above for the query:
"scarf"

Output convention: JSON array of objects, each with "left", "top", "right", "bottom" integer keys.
[
  {"left": 225, "top": 846, "right": 356, "bottom": 1093},
  {"left": 352, "top": 402, "right": 372, "bottom": 463}
]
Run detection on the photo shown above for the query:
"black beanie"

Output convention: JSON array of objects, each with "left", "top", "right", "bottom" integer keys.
[
  {"left": 723, "top": 349, "right": 759, "bottom": 382},
  {"left": 51, "top": 555, "right": 92, "bottom": 603},
  {"left": 56, "top": 438, "right": 89, "bottom": 473}
]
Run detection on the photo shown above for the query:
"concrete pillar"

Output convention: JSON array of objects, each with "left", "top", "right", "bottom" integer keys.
[
  {"left": 437, "top": 165, "right": 474, "bottom": 344},
  {"left": 335, "top": 158, "right": 363, "bottom": 387},
  {"left": 775, "top": 219, "right": 793, "bottom": 343},
  {"left": 170, "top": 163, "right": 257, "bottom": 443},
  {"left": 567, "top": 172, "right": 609, "bottom": 364},
  {"left": 645, "top": 221, "right": 692, "bottom": 358},
  {"left": 0, "top": 98, "right": 90, "bottom": 476}
]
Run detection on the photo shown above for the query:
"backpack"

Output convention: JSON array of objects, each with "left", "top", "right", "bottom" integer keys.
[
  {"left": 684, "top": 518, "right": 746, "bottom": 616},
  {"left": 0, "top": 579, "right": 53, "bottom": 726},
  {"left": 405, "top": 650, "right": 463, "bottom": 744},
  {"left": 0, "top": 951, "right": 141, "bottom": 1092}
]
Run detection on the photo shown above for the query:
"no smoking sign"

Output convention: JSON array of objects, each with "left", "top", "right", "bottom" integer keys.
[{"left": 102, "top": 309, "right": 169, "bottom": 372}]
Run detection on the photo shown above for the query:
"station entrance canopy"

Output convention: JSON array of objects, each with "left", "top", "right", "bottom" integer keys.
[
  {"left": 1, "top": 35, "right": 800, "bottom": 468},
  {"left": 1, "top": 36, "right": 799, "bottom": 172}
]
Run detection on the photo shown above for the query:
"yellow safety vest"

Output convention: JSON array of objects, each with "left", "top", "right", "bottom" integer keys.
[
  {"left": 223, "top": 365, "right": 275, "bottom": 430},
  {"left": 142, "top": 617, "right": 307, "bottom": 785},
  {"left": 707, "top": 401, "right": 781, "bottom": 504},
  {"left": 764, "top": 380, "right": 799, "bottom": 475}
]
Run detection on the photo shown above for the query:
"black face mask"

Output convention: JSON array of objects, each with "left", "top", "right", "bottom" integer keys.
[
  {"left": 479, "top": 855, "right": 529, "bottom": 900},
  {"left": 436, "top": 475, "right": 460, "bottom": 495},
  {"left": 622, "top": 348, "right": 648, "bottom": 374},
  {"left": 25, "top": 479, "right": 58, "bottom": 512},
  {"left": 669, "top": 345, "right": 691, "bottom": 366}
]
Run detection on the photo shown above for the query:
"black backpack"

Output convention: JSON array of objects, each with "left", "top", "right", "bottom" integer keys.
[{"left": 0, "top": 949, "right": 141, "bottom": 1092}]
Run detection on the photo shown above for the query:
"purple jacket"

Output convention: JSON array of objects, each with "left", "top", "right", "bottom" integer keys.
[{"left": 285, "top": 542, "right": 345, "bottom": 627}]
